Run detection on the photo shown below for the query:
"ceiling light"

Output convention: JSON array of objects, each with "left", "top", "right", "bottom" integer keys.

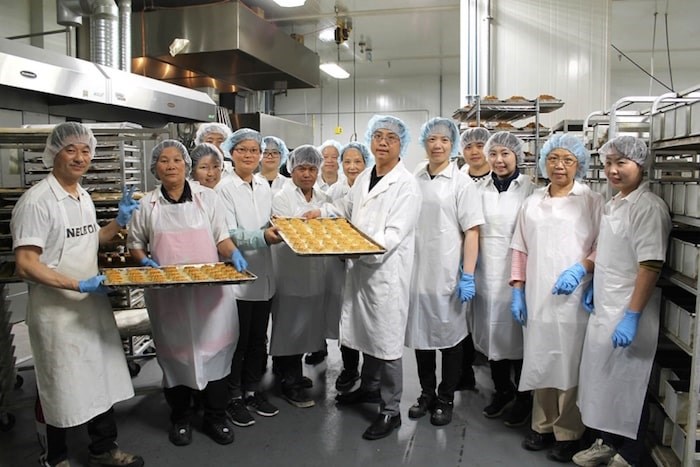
[
  {"left": 320, "top": 63, "right": 350, "bottom": 79},
  {"left": 273, "top": 0, "right": 306, "bottom": 7}
]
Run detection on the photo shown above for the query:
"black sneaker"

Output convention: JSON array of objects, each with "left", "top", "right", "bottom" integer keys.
[
  {"left": 522, "top": 430, "right": 556, "bottom": 451},
  {"left": 503, "top": 395, "right": 532, "bottom": 427},
  {"left": 304, "top": 350, "right": 328, "bottom": 365},
  {"left": 408, "top": 394, "right": 435, "bottom": 419},
  {"left": 168, "top": 421, "right": 192, "bottom": 446},
  {"left": 547, "top": 440, "right": 582, "bottom": 462},
  {"left": 245, "top": 392, "right": 279, "bottom": 417},
  {"left": 227, "top": 398, "right": 255, "bottom": 427},
  {"left": 482, "top": 389, "right": 515, "bottom": 418},
  {"left": 202, "top": 418, "right": 234, "bottom": 445},
  {"left": 335, "top": 369, "right": 360, "bottom": 392},
  {"left": 282, "top": 385, "right": 315, "bottom": 408},
  {"left": 430, "top": 399, "right": 453, "bottom": 426}
]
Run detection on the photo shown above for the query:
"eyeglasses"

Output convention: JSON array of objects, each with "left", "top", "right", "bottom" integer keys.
[
  {"left": 371, "top": 132, "right": 400, "bottom": 145},
  {"left": 546, "top": 156, "right": 578, "bottom": 167},
  {"left": 234, "top": 147, "right": 261, "bottom": 155},
  {"left": 263, "top": 151, "right": 280, "bottom": 158}
]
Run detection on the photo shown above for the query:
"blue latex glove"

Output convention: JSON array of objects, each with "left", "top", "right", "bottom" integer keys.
[
  {"left": 511, "top": 288, "right": 527, "bottom": 325},
  {"left": 458, "top": 273, "right": 476, "bottom": 303},
  {"left": 139, "top": 257, "right": 160, "bottom": 268},
  {"left": 582, "top": 282, "right": 594, "bottom": 314},
  {"left": 116, "top": 185, "right": 139, "bottom": 227},
  {"left": 612, "top": 309, "right": 641, "bottom": 348},
  {"left": 78, "top": 274, "right": 109, "bottom": 294},
  {"left": 552, "top": 262, "right": 587, "bottom": 295},
  {"left": 231, "top": 249, "right": 248, "bottom": 272}
]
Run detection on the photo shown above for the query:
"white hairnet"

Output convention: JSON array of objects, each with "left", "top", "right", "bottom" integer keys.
[
  {"left": 262, "top": 136, "right": 290, "bottom": 168},
  {"left": 484, "top": 131, "right": 525, "bottom": 165},
  {"left": 43, "top": 122, "right": 97, "bottom": 168},
  {"left": 150, "top": 139, "right": 191, "bottom": 181},
  {"left": 599, "top": 136, "right": 647, "bottom": 166},
  {"left": 341, "top": 142, "right": 374, "bottom": 167},
  {"left": 419, "top": 117, "right": 460, "bottom": 157},
  {"left": 286, "top": 144, "right": 323, "bottom": 173},
  {"left": 190, "top": 143, "right": 224, "bottom": 175},
  {"left": 460, "top": 127, "right": 490, "bottom": 150},
  {"left": 318, "top": 139, "right": 343, "bottom": 159},
  {"left": 539, "top": 133, "right": 589, "bottom": 180},
  {"left": 221, "top": 128, "right": 262, "bottom": 158},
  {"left": 365, "top": 115, "right": 411, "bottom": 157},
  {"left": 194, "top": 122, "right": 232, "bottom": 145}
]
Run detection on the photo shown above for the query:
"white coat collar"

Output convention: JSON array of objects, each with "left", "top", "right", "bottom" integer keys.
[
  {"left": 543, "top": 179, "right": 588, "bottom": 198},
  {"left": 483, "top": 172, "right": 528, "bottom": 190},
  {"left": 365, "top": 160, "right": 408, "bottom": 200},
  {"left": 612, "top": 180, "right": 650, "bottom": 205},
  {"left": 46, "top": 173, "right": 88, "bottom": 201},
  {"left": 232, "top": 171, "right": 264, "bottom": 188},
  {"left": 414, "top": 160, "right": 457, "bottom": 180},
  {"left": 146, "top": 180, "right": 203, "bottom": 204}
]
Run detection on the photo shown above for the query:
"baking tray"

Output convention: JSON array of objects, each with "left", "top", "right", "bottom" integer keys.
[
  {"left": 270, "top": 216, "right": 386, "bottom": 257},
  {"left": 102, "top": 262, "right": 257, "bottom": 288}
]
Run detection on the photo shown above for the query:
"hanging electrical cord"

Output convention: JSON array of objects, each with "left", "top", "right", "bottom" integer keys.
[
  {"left": 336, "top": 43, "right": 341, "bottom": 135},
  {"left": 649, "top": 7, "right": 657, "bottom": 95},
  {"left": 664, "top": 0, "right": 674, "bottom": 91},
  {"left": 351, "top": 39, "right": 357, "bottom": 142}
]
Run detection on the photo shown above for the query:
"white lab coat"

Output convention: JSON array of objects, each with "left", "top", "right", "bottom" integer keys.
[
  {"left": 578, "top": 182, "right": 671, "bottom": 439},
  {"left": 315, "top": 173, "right": 346, "bottom": 193},
  {"left": 269, "top": 183, "right": 329, "bottom": 355},
  {"left": 217, "top": 172, "right": 275, "bottom": 301},
  {"left": 471, "top": 174, "right": 535, "bottom": 360},
  {"left": 258, "top": 173, "right": 291, "bottom": 197},
  {"left": 11, "top": 174, "right": 133, "bottom": 427},
  {"left": 405, "top": 161, "right": 484, "bottom": 349},
  {"left": 510, "top": 181, "right": 603, "bottom": 391},
  {"left": 337, "top": 161, "right": 422, "bottom": 360}
]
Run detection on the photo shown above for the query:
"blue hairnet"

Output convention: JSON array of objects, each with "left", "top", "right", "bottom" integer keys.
[
  {"left": 150, "top": 139, "right": 191, "bottom": 181},
  {"left": 190, "top": 143, "right": 223, "bottom": 176},
  {"left": 262, "top": 136, "right": 289, "bottom": 168},
  {"left": 194, "top": 122, "right": 232, "bottom": 145},
  {"left": 221, "top": 128, "right": 262, "bottom": 159},
  {"left": 484, "top": 131, "right": 525, "bottom": 165},
  {"left": 365, "top": 114, "right": 411, "bottom": 157},
  {"left": 43, "top": 122, "right": 97, "bottom": 168},
  {"left": 318, "top": 139, "right": 343, "bottom": 159},
  {"left": 341, "top": 142, "right": 374, "bottom": 168},
  {"left": 460, "top": 127, "right": 490, "bottom": 150},
  {"left": 419, "top": 117, "right": 460, "bottom": 158},
  {"left": 599, "top": 136, "right": 647, "bottom": 166},
  {"left": 538, "top": 133, "right": 589, "bottom": 180},
  {"left": 286, "top": 145, "right": 323, "bottom": 173}
]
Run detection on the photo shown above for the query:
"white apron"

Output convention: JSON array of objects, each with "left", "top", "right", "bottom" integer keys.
[
  {"left": 471, "top": 176, "right": 533, "bottom": 360},
  {"left": 517, "top": 187, "right": 598, "bottom": 391},
  {"left": 145, "top": 196, "right": 238, "bottom": 389},
  {"left": 26, "top": 196, "right": 133, "bottom": 427},
  {"left": 578, "top": 199, "right": 661, "bottom": 439}
]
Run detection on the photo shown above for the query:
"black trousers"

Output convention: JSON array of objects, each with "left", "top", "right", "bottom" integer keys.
[
  {"left": 490, "top": 358, "right": 525, "bottom": 395},
  {"left": 414, "top": 341, "right": 463, "bottom": 402},
  {"left": 46, "top": 407, "right": 117, "bottom": 466},
  {"left": 164, "top": 376, "right": 229, "bottom": 424},
  {"left": 461, "top": 334, "right": 475, "bottom": 375},
  {"left": 340, "top": 345, "right": 360, "bottom": 372},
  {"left": 229, "top": 299, "right": 272, "bottom": 397},
  {"left": 600, "top": 396, "right": 651, "bottom": 465},
  {"left": 273, "top": 354, "right": 303, "bottom": 387}
]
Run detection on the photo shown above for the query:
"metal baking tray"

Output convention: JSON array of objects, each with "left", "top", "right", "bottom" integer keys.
[
  {"left": 270, "top": 216, "right": 386, "bottom": 257},
  {"left": 102, "top": 262, "right": 257, "bottom": 288}
]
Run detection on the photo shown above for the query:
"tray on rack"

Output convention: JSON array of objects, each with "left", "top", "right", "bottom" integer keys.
[
  {"left": 270, "top": 216, "right": 386, "bottom": 257},
  {"left": 102, "top": 262, "right": 256, "bottom": 288}
]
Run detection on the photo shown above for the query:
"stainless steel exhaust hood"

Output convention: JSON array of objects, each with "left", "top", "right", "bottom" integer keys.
[
  {"left": 0, "top": 37, "right": 217, "bottom": 126},
  {"left": 131, "top": 1, "right": 320, "bottom": 92}
]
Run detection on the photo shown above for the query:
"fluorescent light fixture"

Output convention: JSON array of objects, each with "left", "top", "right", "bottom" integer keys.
[
  {"left": 319, "top": 27, "right": 335, "bottom": 43},
  {"left": 273, "top": 0, "right": 306, "bottom": 6},
  {"left": 320, "top": 63, "right": 350, "bottom": 79}
]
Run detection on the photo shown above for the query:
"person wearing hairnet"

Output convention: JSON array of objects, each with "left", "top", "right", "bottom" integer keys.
[
  {"left": 270, "top": 145, "right": 331, "bottom": 407},
  {"left": 459, "top": 127, "right": 492, "bottom": 183},
  {"left": 509, "top": 134, "right": 603, "bottom": 462},
  {"left": 470, "top": 132, "right": 535, "bottom": 427},
  {"left": 258, "top": 136, "right": 291, "bottom": 195},
  {"left": 190, "top": 143, "right": 224, "bottom": 189},
  {"left": 314, "top": 139, "right": 346, "bottom": 193},
  {"left": 218, "top": 128, "right": 282, "bottom": 427},
  {"left": 324, "top": 142, "right": 374, "bottom": 391},
  {"left": 405, "top": 117, "right": 483, "bottom": 426},
  {"left": 195, "top": 122, "right": 234, "bottom": 179},
  {"left": 128, "top": 140, "right": 246, "bottom": 447},
  {"left": 11, "top": 122, "right": 143, "bottom": 467},
  {"left": 573, "top": 137, "right": 671, "bottom": 467},
  {"left": 327, "top": 115, "right": 422, "bottom": 441}
]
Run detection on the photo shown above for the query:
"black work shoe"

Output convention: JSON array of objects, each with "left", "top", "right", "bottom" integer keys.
[
  {"left": 502, "top": 395, "right": 532, "bottom": 427},
  {"left": 168, "top": 421, "right": 192, "bottom": 446},
  {"left": 227, "top": 398, "right": 255, "bottom": 427},
  {"left": 282, "top": 385, "right": 315, "bottom": 408},
  {"left": 304, "top": 350, "right": 328, "bottom": 365},
  {"left": 547, "top": 440, "right": 582, "bottom": 462},
  {"left": 408, "top": 394, "right": 435, "bottom": 419},
  {"left": 202, "top": 418, "right": 234, "bottom": 445},
  {"left": 335, "top": 388, "right": 381, "bottom": 405},
  {"left": 299, "top": 376, "right": 313, "bottom": 388},
  {"left": 245, "top": 392, "right": 279, "bottom": 417},
  {"left": 87, "top": 448, "right": 144, "bottom": 467},
  {"left": 455, "top": 368, "right": 477, "bottom": 391},
  {"left": 362, "top": 414, "right": 401, "bottom": 440},
  {"left": 522, "top": 430, "right": 556, "bottom": 451},
  {"left": 482, "top": 389, "right": 515, "bottom": 418},
  {"left": 430, "top": 399, "right": 453, "bottom": 426},
  {"left": 335, "top": 369, "right": 360, "bottom": 392}
]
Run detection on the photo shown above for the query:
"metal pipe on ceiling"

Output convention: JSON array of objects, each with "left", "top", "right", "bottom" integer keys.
[
  {"left": 267, "top": 5, "right": 458, "bottom": 23},
  {"left": 89, "top": 0, "right": 119, "bottom": 68},
  {"left": 118, "top": 0, "right": 131, "bottom": 72}
]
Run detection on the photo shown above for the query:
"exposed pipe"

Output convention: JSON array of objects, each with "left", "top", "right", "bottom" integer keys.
[
  {"left": 90, "top": 0, "right": 119, "bottom": 68},
  {"left": 118, "top": 0, "right": 131, "bottom": 72},
  {"left": 267, "top": 5, "right": 457, "bottom": 23}
]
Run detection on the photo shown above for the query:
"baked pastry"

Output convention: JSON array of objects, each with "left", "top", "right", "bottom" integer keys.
[
  {"left": 495, "top": 121, "right": 515, "bottom": 130},
  {"left": 538, "top": 94, "right": 557, "bottom": 101},
  {"left": 508, "top": 95, "right": 528, "bottom": 102},
  {"left": 482, "top": 95, "right": 499, "bottom": 102},
  {"left": 524, "top": 122, "right": 546, "bottom": 129}
]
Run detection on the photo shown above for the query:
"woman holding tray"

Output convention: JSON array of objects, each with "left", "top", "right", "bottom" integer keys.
[{"left": 127, "top": 139, "right": 248, "bottom": 447}]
